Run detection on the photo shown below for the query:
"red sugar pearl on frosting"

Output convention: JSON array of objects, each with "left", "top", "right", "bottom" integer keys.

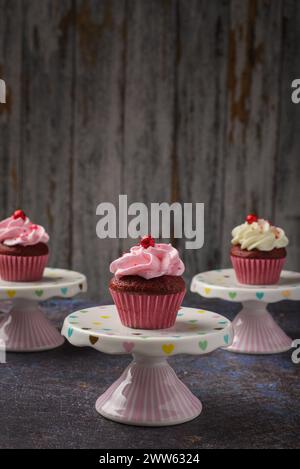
[
  {"left": 13, "top": 209, "right": 26, "bottom": 220},
  {"left": 140, "top": 235, "right": 155, "bottom": 249},
  {"left": 246, "top": 214, "right": 258, "bottom": 224}
]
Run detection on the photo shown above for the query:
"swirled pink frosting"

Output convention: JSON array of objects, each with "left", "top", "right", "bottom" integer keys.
[
  {"left": 0, "top": 214, "right": 49, "bottom": 246},
  {"left": 110, "top": 243, "right": 185, "bottom": 279}
]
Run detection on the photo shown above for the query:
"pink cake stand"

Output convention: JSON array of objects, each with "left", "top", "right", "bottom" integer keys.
[
  {"left": 0, "top": 268, "right": 87, "bottom": 352},
  {"left": 191, "top": 269, "right": 300, "bottom": 354},
  {"left": 62, "top": 305, "right": 233, "bottom": 426}
]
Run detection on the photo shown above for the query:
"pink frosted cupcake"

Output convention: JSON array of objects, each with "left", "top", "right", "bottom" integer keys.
[
  {"left": 109, "top": 236, "right": 186, "bottom": 329},
  {"left": 0, "top": 210, "right": 49, "bottom": 281},
  {"left": 230, "top": 214, "right": 288, "bottom": 285}
]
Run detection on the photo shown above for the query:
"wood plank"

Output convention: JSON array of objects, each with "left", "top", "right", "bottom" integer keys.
[
  {"left": 221, "top": 0, "right": 283, "bottom": 266},
  {"left": 0, "top": 0, "right": 23, "bottom": 216},
  {"left": 20, "top": 0, "right": 74, "bottom": 269},
  {"left": 176, "top": 0, "right": 230, "bottom": 280},
  {"left": 72, "top": 0, "right": 125, "bottom": 299},
  {"left": 121, "top": 0, "right": 177, "bottom": 253},
  {"left": 275, "top": 0, "right": 300, "bottom": 270}
]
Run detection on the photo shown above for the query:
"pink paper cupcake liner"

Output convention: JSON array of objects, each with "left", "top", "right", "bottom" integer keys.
[
  {"left": 230, "top": 256, "right": 285, "bottom": 285},
  {"left": 0, "top": 254, "right": 49, "bottom": 281},
  {"left": 109, "top": 288, "right": 186, "bottom": 329}
]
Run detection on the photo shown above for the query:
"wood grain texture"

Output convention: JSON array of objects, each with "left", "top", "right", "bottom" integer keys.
[
  {"left": 121, "top": 0, "right": 177, "bottom": 252},
  {"left": 72, "top": 0, "right": 125, "bottom": 298},
  {"left": 0, "top": 0, "right": 23, "bottom": 214},
  {"left": 176, "top": 0, "right": 229, "bottom": 281},
  {"left": 0, "top": 0, "right": 299, "bottom": 300},
  {"left": 221, "top": 0, "right": 283, "bottom": 264},
  {"left": 275, "top": 0, "right": 300, "bottom": 270},
  {"left": 20, "top": 0, "right": 74, "bottom": 269}
]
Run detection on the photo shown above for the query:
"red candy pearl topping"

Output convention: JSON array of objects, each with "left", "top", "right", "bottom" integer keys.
[
  {"left": 140, "top": 235, "right": 155, "bottom": 249},
  {"left": 246, "top": 214, "right": 258, "bottom": 224},
  {"left": 13, "top": 209, "right": 26, "bottom": 220},
  {"left": 30, "top": 224, "right": 38, "bottom": 230}
]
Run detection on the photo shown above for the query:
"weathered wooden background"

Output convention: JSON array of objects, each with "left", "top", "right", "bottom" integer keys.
[{"left": 0, "top": 0, "right": 299, "bottom": 299}]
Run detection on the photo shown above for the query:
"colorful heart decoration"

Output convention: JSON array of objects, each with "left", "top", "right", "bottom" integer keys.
[
  {"left": 204, "top": 288, "right": 211, "bottom": 295},
  {"left": 199, "top": 340, "right": 208, "bottom": 351},
  {"left": 282, "top": 290, "right": 291, "bottom": 298},
  {"left": 224, "top": 334, "right": 229, "bottom": 345},
  {"left": 256, "top": 292, "right": 264, "bottom": 300},
  {"left": 197, "top": 310, "right": 205, "bottom": 314},
  {"left": 123, "top": 342, "right": 135, "bottom": 353},
  {"left": 61, "top": 287, "right": 68, "bottom": 295},
  {"left": 100, "top": 315, "right": 110, "bottom": 319},
  {"left": 89, "top": 335, "right": 99, "bottom": 345},
  {"left": 67, "top": 327, "right": 73, "bottom": 338},
  {"left": 35, "top": 289, "right": 44, "bottom": 297},
  {"left": 228, "top": 291, "right": 237, "bottom": 300},
  {"left": 162, "top": 344, "right": 174, "bottom": 355},
  {"left": 6, "top": 290, "right": 16, "bottom": 299}
]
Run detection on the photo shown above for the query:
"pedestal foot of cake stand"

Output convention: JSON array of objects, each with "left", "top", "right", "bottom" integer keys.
[
  {"left": 96, "top": 354, "right": 202, "bottom": 426},
  {"left": 0, "top": 299, "right": 64, "bottom": 352},
  {"left": 226, "top": 301, "right": 292, "bottom": 354}
]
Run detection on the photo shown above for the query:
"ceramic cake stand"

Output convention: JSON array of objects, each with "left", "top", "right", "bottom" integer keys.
[
  {"left": 62, "top": 305, "right": 233, "bottom": 426},
  {"left": 191, "top": 269, "right": 300, "bottom": 354},
  {"left": 0, "top": 268, "right": 87, "bottom": 352}
]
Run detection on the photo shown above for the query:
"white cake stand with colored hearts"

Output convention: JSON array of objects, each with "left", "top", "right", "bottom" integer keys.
[
  {"left": 0, "top": 268, "right": 87, "bottom": 352},
  {"left": 191, "top": 269, "right": 300, "bottom": 354},
  {"left": 62, "top": 305, "right": 233, "bottom": 426}
]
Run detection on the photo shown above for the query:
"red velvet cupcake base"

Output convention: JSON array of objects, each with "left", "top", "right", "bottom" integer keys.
[
  {"left": 0, "top": 254, "right": 48, "bottom": 281},
  {"left": 231, "top": 256, "right": 285, "bottom": 285},
  {"left": 109, "top": 288, "right": 186, "bottom": 329}
]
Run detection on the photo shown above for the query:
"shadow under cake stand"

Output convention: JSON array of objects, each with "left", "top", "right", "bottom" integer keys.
[
  {"left": 62, "top": 305, "right": 233, "bottom": 426},
  {"left": 191, "top": 269, "right": 300, "bottom": 354},
  {"left": 0, "top": 268, "right": 87, "bottom": 352}
]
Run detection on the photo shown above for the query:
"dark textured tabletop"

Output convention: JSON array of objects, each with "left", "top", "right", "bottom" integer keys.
[{"left": 0, "top": 293, "right": 299, "bottom": 449}]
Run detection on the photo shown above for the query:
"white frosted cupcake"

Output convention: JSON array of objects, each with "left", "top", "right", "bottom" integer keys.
[{"left": 230, "top": 214, "right": 288, "bottom": 284}]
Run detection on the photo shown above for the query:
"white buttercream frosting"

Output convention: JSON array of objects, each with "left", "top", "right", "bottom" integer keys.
[{"left": 231, "top": 218, "right": 289, "bottom": 251}]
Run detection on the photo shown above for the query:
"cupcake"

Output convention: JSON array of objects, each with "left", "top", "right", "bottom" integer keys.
[
  {"left": 0, "top": 210, "right": 49, "bottom": 281},
  {"left": 230, "top": 214, "right": 288, "bottom": 285},
  {"left": 109, "top": 236, "right": 186, "bottom": 329}
]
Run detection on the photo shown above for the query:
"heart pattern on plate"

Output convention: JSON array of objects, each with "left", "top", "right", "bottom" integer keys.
[
  {"left": 198, "top": 340, "right": 208, "bottom": 351},
  {"left": 35, "top": 289, "right": 44, "bottom": 297},
  {"left": 162, "top": 344, "right": 174, "bottom": 355},
  {"left": 204, "top": 288, "right": 211, "bottom": 295},
  {"left": 228, "top": 291, "right": 237, "bottom": 299},
  {"left": 256, "top": 292, "right": 264, "bottom": 300},
  {"left": 6, "top": 290, "right": 16, "bottom": 299},
  {"left": 123, "top": 342, "right": 135, "bottom": 353},
  {"left": 61, "top": 287, "right": 68, "bottom": 295},
  {"left": 89, "top": 335, "right": 99, "bottom": 345}
]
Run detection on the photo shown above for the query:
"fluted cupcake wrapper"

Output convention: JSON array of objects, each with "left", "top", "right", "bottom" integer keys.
[
  {"left": 0, "top": 254, "right": 49, "bottom": 281},
  {"left": 230, "top": 256, "right": 285, "bottom": 285},
  {"left": 109, "top": 288, "right": 186, "bottom": 329}
]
